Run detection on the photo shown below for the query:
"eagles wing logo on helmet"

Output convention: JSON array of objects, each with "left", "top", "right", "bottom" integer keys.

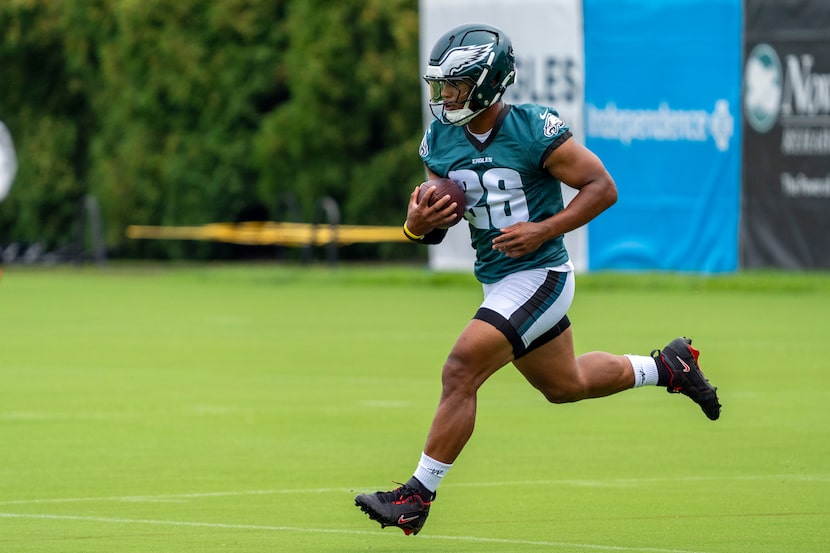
[{"left": 439, "top": 44, "right": 494, "bottom": 77}]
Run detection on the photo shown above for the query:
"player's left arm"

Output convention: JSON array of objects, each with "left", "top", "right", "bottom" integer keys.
[
  {"left": 492, "top": 138, "right": 617, "bottom": 258},
  {"left": 542, "top": 137, "right": 618, "bottom": 233}
]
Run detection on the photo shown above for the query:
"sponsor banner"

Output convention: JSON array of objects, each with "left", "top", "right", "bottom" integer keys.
[
  {"left": 741, "top": 0, "right": 830, "bottom": 269},
  {"left": 583, "top": 0, "right": 742, "bottom": 272},
  {"left": 419, "top": 0, "right": 587, "bottom": 272}
]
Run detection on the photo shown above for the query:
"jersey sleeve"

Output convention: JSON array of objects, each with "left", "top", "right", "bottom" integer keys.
[
  {"left": 419, "top": 122, "right": 439, "bottom": 173},
  {"left": 520, "top": 105, "right": 572, "bottom": 169}
]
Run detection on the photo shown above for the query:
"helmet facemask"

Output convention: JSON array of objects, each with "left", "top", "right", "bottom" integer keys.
[{"left": 424, "top": 76, "right": 480, "bottom": 125}]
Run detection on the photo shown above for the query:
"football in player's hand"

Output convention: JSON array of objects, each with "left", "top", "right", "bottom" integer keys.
[{"left": 417, "top": 178, "right": 466, "bottom": 227}]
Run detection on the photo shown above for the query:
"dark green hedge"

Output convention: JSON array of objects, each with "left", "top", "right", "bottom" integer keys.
[{"left": 0, "top": 0, "right": 424, "bottom": 259}]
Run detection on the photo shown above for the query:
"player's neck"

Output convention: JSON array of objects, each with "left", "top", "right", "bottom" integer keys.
[{"left": 465, "top": 102, "right": 506, "bottom": 134}]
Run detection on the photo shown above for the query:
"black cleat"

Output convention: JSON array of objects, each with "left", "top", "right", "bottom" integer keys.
[
  {"left": 355, "top": 482, "right": 433, "bottom": 536},
  {"left": 653, "top": 337, "right": 721, "bottom": 421}
]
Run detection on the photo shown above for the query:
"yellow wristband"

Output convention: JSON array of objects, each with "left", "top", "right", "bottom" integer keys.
[{"left": 403, "top": 222, "right": 424, "bottom": 241}]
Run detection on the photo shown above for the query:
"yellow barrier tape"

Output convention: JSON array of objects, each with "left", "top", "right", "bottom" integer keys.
[{"left": 126, "top": 222, "right": 411, "bottom": 246}]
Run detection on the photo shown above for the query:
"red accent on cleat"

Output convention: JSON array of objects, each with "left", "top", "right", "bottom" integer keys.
[{"left": 688, "top": 344, "right": 700, "bottom": 363}]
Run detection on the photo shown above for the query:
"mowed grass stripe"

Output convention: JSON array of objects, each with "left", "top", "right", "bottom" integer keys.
[
  {"left": 2, "top": 472, "right": 829, "bottom": 505},
  {"left": 0, "top": 512, "right": 710, "bottom": 553}
]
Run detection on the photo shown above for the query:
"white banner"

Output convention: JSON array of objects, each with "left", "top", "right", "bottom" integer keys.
[
  {"left": 419, "top": 0, "right": 587, "bottom": 272},
  {"left": 0, "top": 121, "right": 17, "bottom": 203}
]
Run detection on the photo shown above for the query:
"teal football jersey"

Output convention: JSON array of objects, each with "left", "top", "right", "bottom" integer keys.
[{"left": 419, "top": 103, "right": 573, "bottom": 284}]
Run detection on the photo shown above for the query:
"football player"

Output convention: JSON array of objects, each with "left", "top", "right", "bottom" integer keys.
[{"left": 355, "top": 23, "right": 721, "bottom": 536}]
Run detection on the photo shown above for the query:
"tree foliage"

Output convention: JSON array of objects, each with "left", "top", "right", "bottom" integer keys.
[{"left": 0, "top": 0, "right": 424, "bottom": 259}]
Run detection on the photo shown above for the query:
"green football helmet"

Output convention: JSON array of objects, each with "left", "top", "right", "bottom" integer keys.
[{"left": 424, "top": 23, "right": 516, "bottom": 126}]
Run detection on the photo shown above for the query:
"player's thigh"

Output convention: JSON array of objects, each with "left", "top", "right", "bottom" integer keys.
[
  {"left": 512, "top": 327, "right": 583, "bottom": 400},
  {"left": 450, "top": 267, "right": 574, "bottom": 393},
  {"left": 477, "top": 268, "right": 574, "bottom": 358},
  {"left": 443, "top": 318, "right": 514, "bottom": 391}
]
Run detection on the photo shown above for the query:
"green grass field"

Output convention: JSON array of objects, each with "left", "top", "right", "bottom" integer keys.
[{"left": 1, "top": 263, "right": 828, "bottom": 552}]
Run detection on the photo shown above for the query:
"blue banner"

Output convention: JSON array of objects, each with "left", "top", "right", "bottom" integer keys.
[{"left": 583, "top": 0, "right": 742, "bottom": 272}]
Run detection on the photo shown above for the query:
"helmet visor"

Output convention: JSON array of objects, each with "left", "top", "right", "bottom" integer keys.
[{"left": 424, "top": 77, "right": 474, "bottom": 104}]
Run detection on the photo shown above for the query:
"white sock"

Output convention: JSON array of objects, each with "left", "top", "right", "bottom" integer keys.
[
  {"left": 625, "top": 354, "right": 659, "bottom": 387},
  {"left": 412, "top": 452, "right": 452, "bottom": 493}
]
